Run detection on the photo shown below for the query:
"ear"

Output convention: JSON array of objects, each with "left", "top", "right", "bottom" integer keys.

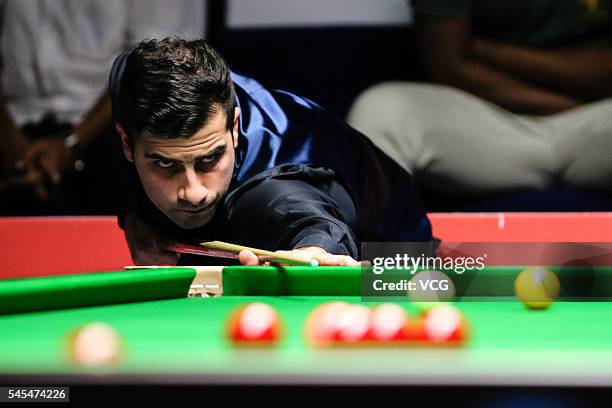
[
  {"left": 116, "top": 124, "right": 135, "bottom": 162},
  {"left": 232, "top": 107, "right": 241, "bottom": 149}
]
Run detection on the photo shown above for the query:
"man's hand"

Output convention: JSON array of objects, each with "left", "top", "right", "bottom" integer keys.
[
  {"left": 124, "top": 211, "right": 179, "bottom": 265},
  {"left": 22, "top": 137, "right": 76, "bottom": 185},
  {"left": 238, "top": 246, "right": 360, "bottom": 266},
  {"left": 0, "top": 165, "right": 50, "bottom": 202},
  {"left": 1, "top": 137, "right": 73, "bottom": 202},
  {"left": 0, "top": 132, "right": 50, "bottom": 201}
]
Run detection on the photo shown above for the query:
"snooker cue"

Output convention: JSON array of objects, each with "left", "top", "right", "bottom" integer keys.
[{"left": 199, "top": 241, "right": 320, "bottom": 267}]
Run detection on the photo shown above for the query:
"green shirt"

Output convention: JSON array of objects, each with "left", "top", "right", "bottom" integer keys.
[{"left": 412, "top": 0, "right": 612, "bottom": 47}]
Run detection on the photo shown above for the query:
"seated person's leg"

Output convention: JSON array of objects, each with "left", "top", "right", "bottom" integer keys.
[
  {"left": 347, "top": 82, "right": 556, "bottom": 195},
  {"left": 547, "top": 97, "right": 612, "bottom": 192}
]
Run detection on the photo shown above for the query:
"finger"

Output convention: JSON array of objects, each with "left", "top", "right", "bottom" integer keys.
[
  {"left": 239, "top": 249, "right": 261, "bottom": 266},
  {"left": 316, "top": 255, "right": 360, "bottom": 267},
  {"left": 318, "top": 257, "right": 344, "bottom": 266},
  {"left": 276, "top": 249, "right": 320, "bottom": 264},
  {"left": 39, "top": 155, "right": 61, "bottom": 185},
  {"left": 340, "top": 256, "right": 360, "bottom": 266}
]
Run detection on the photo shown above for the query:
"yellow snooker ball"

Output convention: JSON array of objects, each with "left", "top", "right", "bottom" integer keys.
[{"left": 514, "top": 266, "right": 561, "bottom": 310}]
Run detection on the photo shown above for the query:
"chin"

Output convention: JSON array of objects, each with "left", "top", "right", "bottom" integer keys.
[{"left": 170, "top": 211, "right": 215, "bottom": 230}]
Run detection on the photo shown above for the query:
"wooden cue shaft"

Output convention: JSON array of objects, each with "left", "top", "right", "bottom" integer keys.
[{"left": 199, "top": 241, "right": 319, "bottom": 266}]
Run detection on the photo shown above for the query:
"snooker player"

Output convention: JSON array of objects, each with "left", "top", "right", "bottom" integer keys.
[{"left": 110, "top": 38, "right": 433, "bottom": 266}]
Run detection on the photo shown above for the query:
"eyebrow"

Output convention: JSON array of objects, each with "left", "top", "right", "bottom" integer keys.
[{"left": 144, "top": 145, "right": 226, "bottom": 163}]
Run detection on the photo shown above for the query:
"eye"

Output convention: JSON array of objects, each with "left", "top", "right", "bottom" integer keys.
[
  {"left": 200, "top": 153, "right": 220, "bottom": 164},
  {"left": 155, "top": 160, "right": 175, "bottom": 169}
]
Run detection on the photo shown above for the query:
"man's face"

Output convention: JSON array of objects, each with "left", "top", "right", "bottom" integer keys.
[{"left": 119, "top": 106, "right": 240, "bottom": 230}]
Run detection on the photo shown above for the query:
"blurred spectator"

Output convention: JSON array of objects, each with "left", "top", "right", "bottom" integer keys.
[
  {"left": 348, "top": 0, "right": 612, "bottom": 196},
  {"left": 0, "top": 0, "right": 205, "bottom": 214}
]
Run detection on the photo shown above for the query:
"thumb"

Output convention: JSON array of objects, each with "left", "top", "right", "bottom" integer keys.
[{"left": 239, "top": 250, "right": 261, "bottom": 266}]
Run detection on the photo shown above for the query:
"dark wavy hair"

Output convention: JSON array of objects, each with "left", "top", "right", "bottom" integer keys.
[{"left": 118, "top": 38, "right": 235, "bottom": 141}]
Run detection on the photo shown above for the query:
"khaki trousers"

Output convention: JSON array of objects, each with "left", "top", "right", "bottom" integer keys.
[{"left": 347, "top": 83, "right": 612, "bottom": 194}]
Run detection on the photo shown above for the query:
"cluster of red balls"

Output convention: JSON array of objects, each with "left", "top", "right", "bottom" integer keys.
[
  {"left": 227, "top": 301, "right": 468, "bottom": 347},
  {"left": 304, "top": 302, "right": 468, "bottom": 347}
]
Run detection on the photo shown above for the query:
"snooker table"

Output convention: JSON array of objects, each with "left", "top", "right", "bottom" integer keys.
[{"left": 1, "top": 213, "right": 612, "bottom": 404}]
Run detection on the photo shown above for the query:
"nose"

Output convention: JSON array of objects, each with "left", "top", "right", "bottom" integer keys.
[{"left": 178, "top": 167, "right": 208, "bottom": 206}]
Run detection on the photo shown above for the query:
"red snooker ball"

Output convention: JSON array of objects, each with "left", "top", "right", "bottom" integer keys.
[
  {"left": 335, "top": 304, "right": 372, "bottom": 343},
  {"left": 369, "top": 303, "right": 408, "bottom": 341},
  {"left": 422, "top": 305, "right": 468, "bottom": 343},
  {"left": 228, "top": 302, "right": 282, "bottom": 344},
  {"left": 304, "top": 301, "right": 350, "bottom": 346}
]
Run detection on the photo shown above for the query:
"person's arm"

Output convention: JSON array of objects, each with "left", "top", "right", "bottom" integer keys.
[
  {"left": 71, "top": 91, "right": 113, "bottom": 150},
  {"left": 121, "top": 174, "right": 361, "bottom": 267},
  {"left": 238, "top": 246, "right": 359, "bottom": 267},
  {"left": 226, "top": 170, "right": 361, "bottom": 266},
  {"left": 417, "top": 18, "right": 582, "bottom": 115},
  {"left": 472, "top": 39, "right": 612, "bottom": 100},
  {"left": 20, "top": 91, "right": 112, "bottom": 185}
]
